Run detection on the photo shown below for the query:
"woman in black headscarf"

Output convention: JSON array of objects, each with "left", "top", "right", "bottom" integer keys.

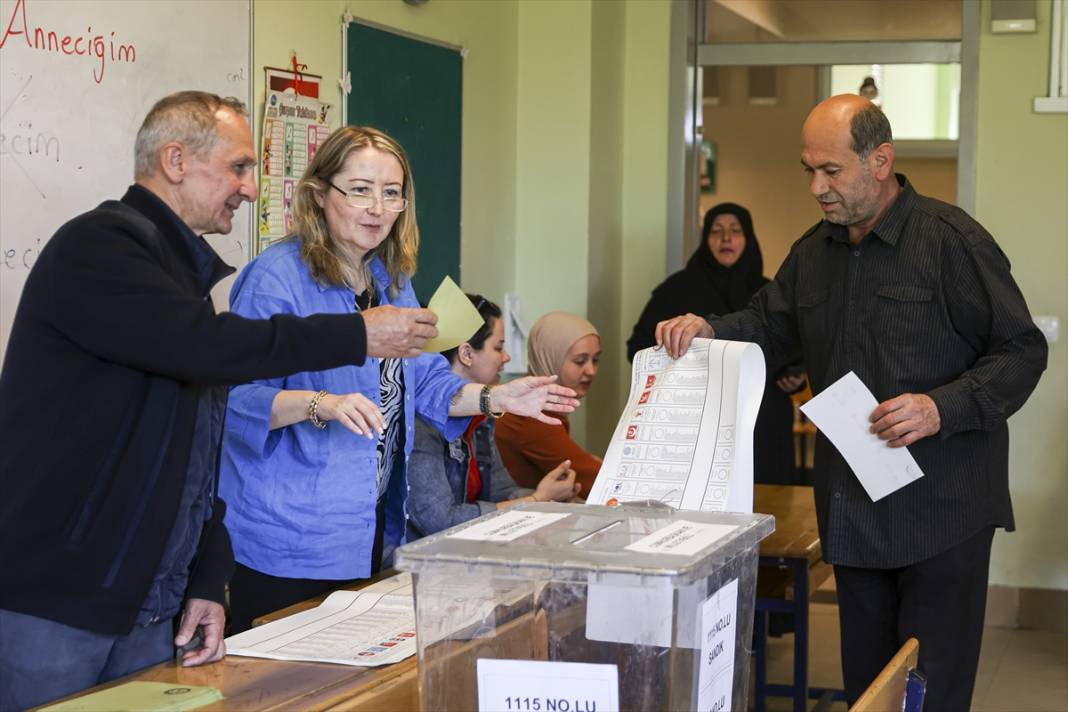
[{"left": 626, "top": 202, "right": 805, "bottom": 485}]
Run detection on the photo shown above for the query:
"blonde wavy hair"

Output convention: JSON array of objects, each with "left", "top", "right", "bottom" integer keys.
[{"left": 288, "top": 126, "right": 418, "bottom": 295}]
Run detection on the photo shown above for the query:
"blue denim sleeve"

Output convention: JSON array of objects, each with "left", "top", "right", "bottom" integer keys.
[
  {"left": 407, "top": 418, "right": 487, "bottom": 537},
  {"left": 385, "top": 273, "right": 469, "bottom": 439},
  {"left": 412, "top": 351, "right": 470, "bottom": 441},
  {"left": 486, "top": 437, "right": 524, "bottom": 502},
  {"left": 226, "top": 383, "right": 283, "bottom": 459},
  {"left": 224, "top": 253, "right": 300, "bottom": 458}
]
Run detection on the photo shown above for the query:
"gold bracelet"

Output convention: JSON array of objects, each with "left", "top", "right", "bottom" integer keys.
[
  {"left": 479, "top": 384, "right": 504, "bottom": 419},
  {"left": 309, "top": 390, "right": 328, "bottom": 429}
]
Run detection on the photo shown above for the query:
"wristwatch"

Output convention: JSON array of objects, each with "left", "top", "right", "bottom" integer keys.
[{"left": 479, "top": 384, "right": 504, "bottom": 419}]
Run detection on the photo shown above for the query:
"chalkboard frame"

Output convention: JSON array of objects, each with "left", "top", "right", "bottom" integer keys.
[{"left": 343, "top": 18, "right": 463, "bottom": 305}]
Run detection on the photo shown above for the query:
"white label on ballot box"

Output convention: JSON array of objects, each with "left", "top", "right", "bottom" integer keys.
[
  {"left": 586, "top": 574, "right": 674, "bottom": 648},
  {"left": 477, "top": 659, "right": 620, "bottom": 712},
  {"left": 449, "top": 511, "right": 569, "bottom": 542},
  {"left": 697, "top": 578, "right": 739, "bottom": 712},
  {"left": 624, "top": 520, "right": 737, "bottom": 557}
]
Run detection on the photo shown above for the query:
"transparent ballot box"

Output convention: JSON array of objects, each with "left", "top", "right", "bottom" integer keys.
[{"left": 395, "top": 503, "right": 774, "bottom": 712}]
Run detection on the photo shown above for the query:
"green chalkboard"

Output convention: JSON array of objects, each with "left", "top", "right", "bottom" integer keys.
[{"left": 346, "top": 22, "right": 463, "bottom": 304}]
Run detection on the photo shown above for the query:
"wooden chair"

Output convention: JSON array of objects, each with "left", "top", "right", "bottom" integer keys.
[{"left": 849, "top": 638, "right": 925, "bottom": 712}]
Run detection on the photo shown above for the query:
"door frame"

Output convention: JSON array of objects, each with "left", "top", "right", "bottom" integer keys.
[{"left": 673, "top": 0, "right": 979, "bottom": 270}]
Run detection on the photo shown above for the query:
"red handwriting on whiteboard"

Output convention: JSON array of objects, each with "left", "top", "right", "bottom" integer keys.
[{"left": 0, "top": 0, "right": 136, "bottom": 85}]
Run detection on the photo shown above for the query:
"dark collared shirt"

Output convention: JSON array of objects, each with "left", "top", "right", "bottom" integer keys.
[{"left": 711, "top": 175, "right": 1047, "bottom": 568}]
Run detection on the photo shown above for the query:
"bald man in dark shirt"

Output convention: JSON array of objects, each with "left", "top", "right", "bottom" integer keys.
[{"left": 657, "top": 95, "right": 1047, "bottom": 709}]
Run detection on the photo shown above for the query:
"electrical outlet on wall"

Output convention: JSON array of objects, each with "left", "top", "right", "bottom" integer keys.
[{"left": 1034, "top": 315, "right": 1059, "bottom": 343}]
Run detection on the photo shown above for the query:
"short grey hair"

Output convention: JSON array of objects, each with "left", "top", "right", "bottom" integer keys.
[
  {"left": 849, "top": 103, "right": 893, "bottom": 159},
  {"left": 134, "top": 91, "right": 248, "bottom": 179}
]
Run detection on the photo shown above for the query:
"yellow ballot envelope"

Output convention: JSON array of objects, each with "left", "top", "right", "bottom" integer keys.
[
  {"left": 41, "top": 681, "right": 223, "bottom": 712},
  {"left": 423, "top": 275, "right": 484, "bottom": 353}
]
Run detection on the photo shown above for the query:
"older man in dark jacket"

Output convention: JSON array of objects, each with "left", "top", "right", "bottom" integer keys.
[{"left": 0, "top": 91, "right": 438, "bottom": 709}]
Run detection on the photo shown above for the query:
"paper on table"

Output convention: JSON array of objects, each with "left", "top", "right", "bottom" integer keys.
[
  {"left": 800, "top": 371, "right": 924, "bottom": 501},
  {"left": 41, "top": 681, "right": 222, "bottom": 712},
  {"left": 587, "top": 338, "right": 766, "bottom": 513},
  {"left": 224, "top": 573, "right": 417, "bottom": 667},
  {"left": 423, "top": 275, "right": 485, "bottom": 353}
]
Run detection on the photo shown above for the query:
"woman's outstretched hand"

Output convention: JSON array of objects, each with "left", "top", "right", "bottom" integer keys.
[{"left": 492, "top": 375, "right": 579, "bottom": 425}]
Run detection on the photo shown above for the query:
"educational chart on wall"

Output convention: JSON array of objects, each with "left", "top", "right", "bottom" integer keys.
[
  {"left": 0, "top": 0, "right": 253, "bottom": 366},
  {"left": 257, "top": 90, "right": 334, "bottom": 250},
  {"left": 587, "top": 339, "right": 766, "bottom": 514}
]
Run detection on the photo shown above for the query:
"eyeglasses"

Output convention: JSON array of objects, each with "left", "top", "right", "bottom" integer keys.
[
  {"left": 709, "top": 225, "right": 744, "bottom": 239},
  {"left": 326, "top": 181, "right": 408, "bottom": 212}
]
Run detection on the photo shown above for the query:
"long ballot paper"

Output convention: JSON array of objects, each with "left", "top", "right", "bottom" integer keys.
[
  {"left": 225, "top": 573, "right": 416, "bottom": 667},
  {"left": 588, "top": 339, "right": 766, "bottom": 513}
]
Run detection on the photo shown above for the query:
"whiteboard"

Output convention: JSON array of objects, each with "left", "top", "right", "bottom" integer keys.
[{"left": 0, "top": 0, "right": 252, "bottom": 364}]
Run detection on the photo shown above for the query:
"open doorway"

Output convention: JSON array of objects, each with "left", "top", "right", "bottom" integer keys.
[
  {"left": 696, "top": 62, "right": 961, "bottom": 272},
  {"left": 688, "top": 0, "right": 973, "bottom": 275}
]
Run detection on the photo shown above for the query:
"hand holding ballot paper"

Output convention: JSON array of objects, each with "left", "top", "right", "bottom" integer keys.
[
  {"left": 801, "top": 372, "right": 924, "bottom": 502},
  {"left": 423, "top": 276, "right": 485, "bottom": 353},
  {"left": 422, "top": 277, "right": 580, "bottom": 424},
  {"left": 361, "top": 276, "right": 487, "bottom": 357},
  {"left": 362, "top": 304, "right": 439, "bottom": 358}
]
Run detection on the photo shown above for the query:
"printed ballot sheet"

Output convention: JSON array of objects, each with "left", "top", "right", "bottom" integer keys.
[
  {"left": 225, "top": 573, "right": 416, "bottom": 667},
  {"left": 800, "top": 371, "right": 924, "bottom": 501},
  {"left": 588, "top": 339, "right": 765, "bottom": 513}
]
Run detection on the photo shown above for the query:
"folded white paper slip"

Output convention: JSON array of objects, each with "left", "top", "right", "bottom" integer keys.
[{"left": 800, "top": 371, "right": 924, "bottom": 501}]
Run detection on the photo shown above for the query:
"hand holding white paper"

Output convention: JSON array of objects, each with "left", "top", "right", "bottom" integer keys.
[{"left": 800, "top": 371, "right": 924, "bottom": 501}]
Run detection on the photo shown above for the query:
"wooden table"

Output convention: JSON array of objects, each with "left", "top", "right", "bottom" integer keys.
[
  {"left": 753, "top": 484, "right": 842, "bottom": 712},
  {"left": 48, "top": 490, "right": 831, "bottom": 711},
  {"left": 755, "top": 483, "right": 822, "bottom": 567},
  {"left": 37, "top": 572, "right": 418, "bottom": 712},
  {"left": 36, "top": 656, "right": 416, "bottom": 711}
]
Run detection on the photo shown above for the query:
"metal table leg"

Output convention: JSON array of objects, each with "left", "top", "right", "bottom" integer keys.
[
  {"left": 790, "top": 556, "right": 809, "bottom": 712},
  {"left": 754, "top": 608, "right": 769, "bottom": 712}
]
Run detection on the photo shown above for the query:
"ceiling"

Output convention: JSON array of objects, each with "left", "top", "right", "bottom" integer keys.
[{"left": 706, "top": 0, "right": 963, "bottom": 43}]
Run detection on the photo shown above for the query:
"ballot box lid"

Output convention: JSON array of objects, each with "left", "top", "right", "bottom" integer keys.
[{"left": 395, "top": 502, "right": 774, "bottom": 586}]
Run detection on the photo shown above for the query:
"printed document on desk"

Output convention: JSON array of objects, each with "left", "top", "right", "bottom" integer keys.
[
  {"left": 587, "top": 338, "right": 765, "bottom": 513},
  {"left": 800, "top": 371, "right": 924, "bottom": 501},
  {"left": 225, "top": 573, "right": 416, "bottom": 667}
]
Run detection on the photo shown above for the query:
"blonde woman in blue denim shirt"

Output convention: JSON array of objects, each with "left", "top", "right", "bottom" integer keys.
[
  {"left": 219, "top": 127, "right": 578, "bottom": 632},
  {"left": 407, "top": 295, "right": 580, "bottom": 539}
]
